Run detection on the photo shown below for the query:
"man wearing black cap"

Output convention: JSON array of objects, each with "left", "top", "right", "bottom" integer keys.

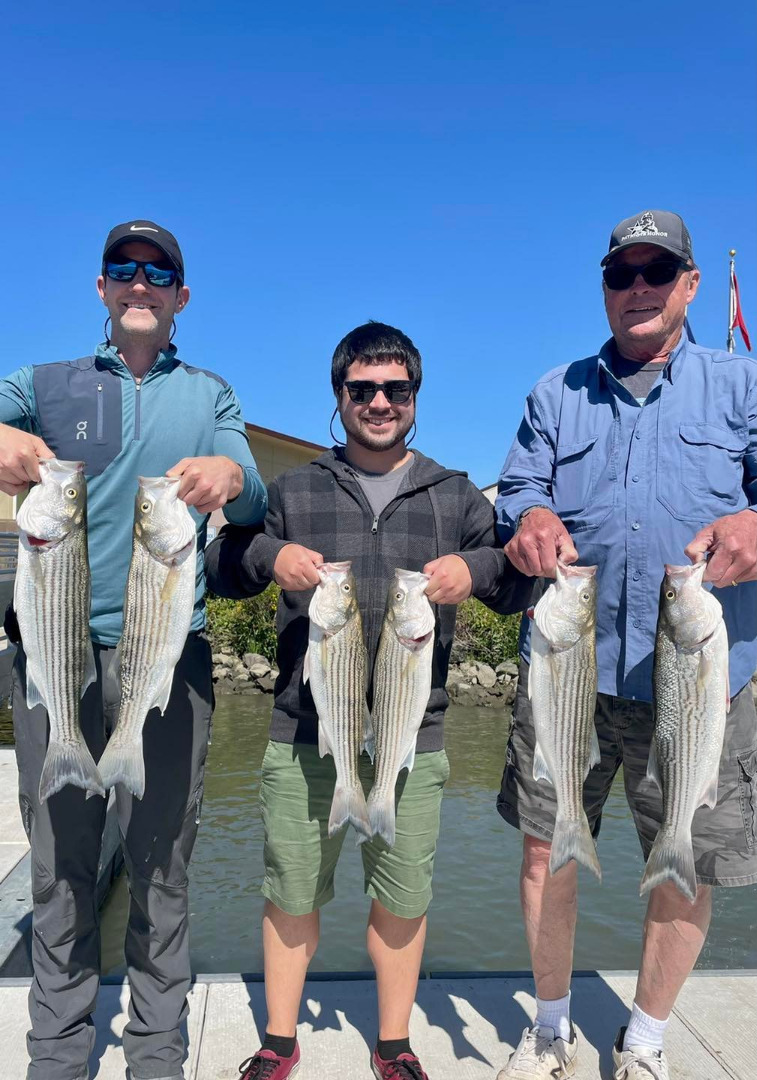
[
  {"left": 0, "top": 220, "right": 267, "bottom": 1080},
  {"left": 495, "top": 211, "right": 757, "bottom": 1080}
]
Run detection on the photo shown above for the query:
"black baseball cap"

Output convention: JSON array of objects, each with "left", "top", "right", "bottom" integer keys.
[
  {"left": 102, "top": 220, "right": 184, "bottom": 281},
  {"left": 601, "top": 210, "right": 694, "bottom": 267}
]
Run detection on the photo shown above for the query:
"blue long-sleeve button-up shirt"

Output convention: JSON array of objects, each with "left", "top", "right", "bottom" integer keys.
[{"left": 496, "top": 332, "right": 757, "bottom": 701}]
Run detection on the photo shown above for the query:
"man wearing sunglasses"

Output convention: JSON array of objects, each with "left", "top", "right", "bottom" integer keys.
[
  {"left": 495, "top": 211, "right": 757, "bottom": 1080},
  {"left": 0, "top": 220, "right": 267, "bottom": 1080},
  {"left": 205, "top": 320, "right": 531, "bottom": 1080}
]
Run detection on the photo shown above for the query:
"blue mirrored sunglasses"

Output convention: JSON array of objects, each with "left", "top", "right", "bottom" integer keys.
[{"left": 105, "top": 259, "right": 179, "bottom": 287}]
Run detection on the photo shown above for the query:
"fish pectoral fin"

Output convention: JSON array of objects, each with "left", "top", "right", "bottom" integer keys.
[
  {"left": 587, "top": 726, "right": 601, "bottom": 774},
  {"left": 696, "top": 650, "right": 712, "bottom": 695},
  {"left": 646, "top": 742, "right": 662, "bottom": 790},
  {"left": 160, "top": 565, "right": 180, "bottom": 605},
  {"left": 82, "top": 641, "right": 98, "bottom": 696},
  {"left": 532, "top": 741, "right": 553, "bottom": 784}
]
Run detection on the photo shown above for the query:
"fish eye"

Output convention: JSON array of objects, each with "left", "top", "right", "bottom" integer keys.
[
  {"left": 65, "top": 487, "right": 77, "bottom": 499},
  {"left": 395, "top": 591, "right": 403, "bottom": 601},
  {"left": 665, "top": 588, "right": 675, "bottom": 600},
  {"left": 140, "top": 501, "right": 152, "bottom": 513},
  {"left": 342, "top": 583, "right": 351, "bottom": 593},
  {"left": 581, "top": 591, "right": 590, "bottom": 602}
]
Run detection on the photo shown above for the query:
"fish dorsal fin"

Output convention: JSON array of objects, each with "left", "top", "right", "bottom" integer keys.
[
  {"left": 646, "top": 742, "right": 661, "bottom": 790},
  {"left": 532, "top": 741, "right": 553, "bottom": 784},
  {"left": 25, "top": 663, "right": 48, "bottom": 712}
]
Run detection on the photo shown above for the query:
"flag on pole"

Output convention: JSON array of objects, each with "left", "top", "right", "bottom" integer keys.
[{"left": 729, "top": 253, "right": 751, "bottom": 352}]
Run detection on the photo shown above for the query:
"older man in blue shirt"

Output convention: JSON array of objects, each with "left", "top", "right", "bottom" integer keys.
[{"left": 495, "top": 210, "right": 757, "bottom": 1080}]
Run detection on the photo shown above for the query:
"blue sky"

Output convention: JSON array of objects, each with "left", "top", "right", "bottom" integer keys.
[{"left": 2, "top": 1, "right": 754, "bottom": 485}]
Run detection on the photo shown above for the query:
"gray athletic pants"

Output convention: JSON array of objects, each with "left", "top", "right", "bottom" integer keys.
[{"left": 12, "top": 632, "right": 213, "bottom": 1080}]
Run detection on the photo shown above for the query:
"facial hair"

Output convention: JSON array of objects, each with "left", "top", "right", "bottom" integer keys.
[{"left": 339, "top": 404, "right": 415, "bottom": 452}]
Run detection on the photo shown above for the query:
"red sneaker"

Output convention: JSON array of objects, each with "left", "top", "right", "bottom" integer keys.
[
  {"left": 372, "top": 1048, "right": 429, "bottom": 1079},
  {"left": 238, "top": 1044, "right": 301, "bottom": 1079}
]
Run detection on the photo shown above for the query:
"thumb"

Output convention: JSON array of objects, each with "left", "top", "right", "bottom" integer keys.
[
  {"left": 31, "top": 435, "right": 55, "bottom": 461},
  {"left": 556, "top": 533, "right": 579, "bottom": 565},
  {"left": 684, "top": 528, "right": 713, "bottom": 563},
  {"left": 422, "top": 558, "right": 440, "bottom": 576}
]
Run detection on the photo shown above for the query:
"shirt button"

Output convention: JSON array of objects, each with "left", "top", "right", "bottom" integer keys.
[
  {"left": 633, "top": 619, "right": 641, "bottom": 628},
  {"left": 633, "top": 570, "right": 641, "bottom": 581},
  {"left": 635, "top": 431, "right": 641, "bottom": 440},
  {"left": 631, "top": 521, "right": 640, "bottom": 530},
  {"left": 632, "top": 475, "right": 639, "bottom": 482}
]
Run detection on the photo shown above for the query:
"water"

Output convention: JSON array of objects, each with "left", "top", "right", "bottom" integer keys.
[{"left": 100, "top": 696, "right": 757, "bottom": 975}]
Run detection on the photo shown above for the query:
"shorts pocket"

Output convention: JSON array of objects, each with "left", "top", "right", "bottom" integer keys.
[{"left": 737, "top": 746, "right": 757, "bottom": 853}]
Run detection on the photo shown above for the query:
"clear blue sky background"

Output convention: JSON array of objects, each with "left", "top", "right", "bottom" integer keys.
[{"left": 2, "top": 1, "right": 754, "bottom": 485}]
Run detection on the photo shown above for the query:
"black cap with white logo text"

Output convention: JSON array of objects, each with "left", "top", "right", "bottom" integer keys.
[
  {"left": 102, "top": 220, "right": 184, "bottom": 280},
  {"left": 601, "top": 210, "right": 694, "bottom": 267}
]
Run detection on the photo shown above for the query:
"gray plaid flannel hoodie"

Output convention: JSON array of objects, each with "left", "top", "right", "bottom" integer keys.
[{"left": 205, "top": 448, "right": 532, "bottom": 751}]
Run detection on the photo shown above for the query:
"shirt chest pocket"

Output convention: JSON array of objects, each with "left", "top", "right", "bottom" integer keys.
[
  {"left": 552, "top": 434, "right": 598, "bottom": 517},
  {"left": 672, "top": 423, "right": 747, "bottom": 516}
]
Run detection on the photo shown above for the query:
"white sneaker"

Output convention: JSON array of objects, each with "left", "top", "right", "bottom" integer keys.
[
  {"left": 497, "top": 1025, "right": 578, "bottom": 1079},
  {"left": 612, "top": 1026, "right": 670, "bottom": 1080}
]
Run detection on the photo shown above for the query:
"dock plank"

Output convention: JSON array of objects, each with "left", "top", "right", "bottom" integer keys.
[{"left": 673, "top": 975, "right": 757, "bottom": 1080}]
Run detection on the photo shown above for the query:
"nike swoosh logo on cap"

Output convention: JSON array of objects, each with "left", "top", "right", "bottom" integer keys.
[{"left": 130, "top": 225, "right": 159, "bottom": 233}]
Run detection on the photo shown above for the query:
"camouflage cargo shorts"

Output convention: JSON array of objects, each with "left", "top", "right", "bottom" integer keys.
[{"left": 497, "top": 662, "right": 757, "bottom": 886}]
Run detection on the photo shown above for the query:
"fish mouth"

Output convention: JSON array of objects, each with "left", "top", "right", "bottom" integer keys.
[{"left": 398, "top": 630, "right": 434, "bottom": 650}]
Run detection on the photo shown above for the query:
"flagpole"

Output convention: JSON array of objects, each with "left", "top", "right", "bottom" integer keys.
[{"left": 728, "top": 249, "right": 737, "bottom": 353}]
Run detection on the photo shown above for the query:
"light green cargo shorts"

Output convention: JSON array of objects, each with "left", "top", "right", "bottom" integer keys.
[{"left": 260, "top": 740, "right": 450, "bottom": 919}]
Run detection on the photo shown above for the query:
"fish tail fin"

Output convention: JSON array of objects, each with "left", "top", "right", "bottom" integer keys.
[
  {"left": 328, "top": 783, "right": 372, "bottom": 840},
  {"left": 640, "top": 830, "right": 697, "bottom": 901},
  {"left": 97, "top": 740, "right": 146, "bottom": 800},
  {"left": 550, "top": 813, "right": 601, "bottom": 880},
  {"left": 366, "top": 789, "right": 396, "bottom": 847},
  {"left": 39, "top": 740, "right": 105, "bottom": 802}
]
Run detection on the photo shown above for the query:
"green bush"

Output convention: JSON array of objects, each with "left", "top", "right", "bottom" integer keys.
[
  {"left": 205, "top": 586, "right": 280, "bottom": 662},
  {"left": 454, "top": 598, "right": 522, "bottom": 666},
  {"left": 206, "top": 589, "right": 522, "bottom": 668}
]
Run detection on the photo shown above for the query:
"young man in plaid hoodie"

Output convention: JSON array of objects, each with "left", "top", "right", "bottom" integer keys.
[{"left": 205, "top": 321, "right": 530, "bottom": 1080}]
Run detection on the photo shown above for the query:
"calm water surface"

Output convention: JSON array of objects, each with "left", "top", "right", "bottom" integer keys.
[{"left": 100, "top": 696, "right": 757, "bottom": 974}]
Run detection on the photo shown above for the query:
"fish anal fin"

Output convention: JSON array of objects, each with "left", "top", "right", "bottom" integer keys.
[
  {"left": 303, "top": 647, "right": 311, "bottom": 685},
  {"left": 699, "top": 772, "right": 719, "bottom": 810},
  {"left": 588, "top": 726, "right": 601, "bottom": 773},
  {"left": 25, "top": 665, "right": 47, "bottom": 712},
  {"left": 82, "top": 641, "right": 97, "bottom": 696},
  {"left": 152, "top": 671, "right": 174, "bottom": 715},
  {"left": 646, "top": 741, "right": 661, "bottom": 790},
  {"left": 533, "top": 741, "right": 553, "bottom": 784},
  {"left": 317, "top": 720, "right": 332, "bottom": 759},
  {"left": 362, "top": 706, "right": 375, "bottom": 762}
]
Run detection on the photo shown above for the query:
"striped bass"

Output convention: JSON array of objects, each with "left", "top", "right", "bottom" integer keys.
[
  {"left": 303, "top": 561, "right": 372, "bottom": 839},
  {"left": 97, "top": 476, "right": 196, "bottom": 798},
  {"left": 366, "top": 569, "right": 435, "bottom": 847},
  {"left": 529, "top": 560, "right": 601, "bottom": 879},
  {"left": 641, "top": 562, "right": 729, "bottom": 901},
  {"left": 14, "top": 458, "right": 103, "bottom": 801}
]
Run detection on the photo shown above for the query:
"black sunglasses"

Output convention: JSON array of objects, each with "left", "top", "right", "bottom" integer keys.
[
  {"left": 602, "top": 259, "right": 688, "bottom": 292},
  {"left": 343, "top": 379, "right": 417, "bottom": 404},
  {"left": 104, "top": 259, "right": 180, "bottom": 287}
]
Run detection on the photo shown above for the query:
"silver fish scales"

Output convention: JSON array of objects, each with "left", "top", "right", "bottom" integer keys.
[
  {"left": 304, "top": 560, "right": 372, "bottom": 839},
  {"left": 642, "top": 561, "right": 729, "bottom": 901},
  {"left": 366, "top": 568, "right": 435, "bottom": 847},
  {"left": 14, "top": 458, "right": 103, "bottom": 801},
  {"left": 97, "top": 476, "right": 196, "bottom": 799},
  {"left": 528, "top": 560, "right": 601, "bottom": 879}
]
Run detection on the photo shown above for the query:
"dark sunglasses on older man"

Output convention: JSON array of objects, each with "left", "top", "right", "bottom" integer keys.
[
  {"left": 602, "top": 259, "right": 687, "bottom": 292},
  {"left": 344, "top": 379, "right": 417, "bottom": 404},
  {"left": 104, "top": 259, "right": 180, "bottom": 287}
]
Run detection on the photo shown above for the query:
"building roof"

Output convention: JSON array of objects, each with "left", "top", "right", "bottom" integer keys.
[{"left": 245, "top": 421, "right": 327, "bottom": 452}]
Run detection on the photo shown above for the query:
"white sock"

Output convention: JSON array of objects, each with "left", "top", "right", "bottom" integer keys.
[
  {"left": 624, "top": 1002, "right": 668, "bottom": 1052},
  {"left": 535, "top": 991, "right": 572, "bottom": 1042}
]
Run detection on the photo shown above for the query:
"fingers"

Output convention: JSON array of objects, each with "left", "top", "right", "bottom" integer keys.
[
  {"left": 555, "top": 533, "right": 579, "bottom": 565},
  {"left": 684, "top": 528, "right": 712, "bottom": 564},
  {"left": 274, "top": 545, "right": 324, "bottom": 590},
  {"left": 422, "top": 554, "right": 472, "bottom": 605}
]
